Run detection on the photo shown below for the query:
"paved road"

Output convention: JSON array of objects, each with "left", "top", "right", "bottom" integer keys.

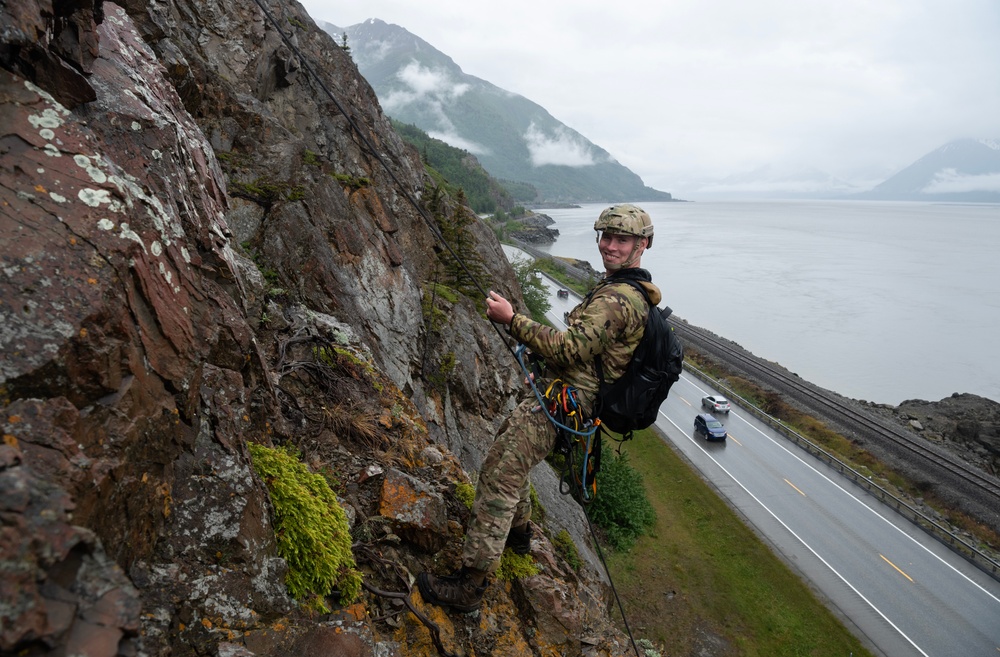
[{"left": 535, "top": 270, "right": 1000, "bottom": 657}]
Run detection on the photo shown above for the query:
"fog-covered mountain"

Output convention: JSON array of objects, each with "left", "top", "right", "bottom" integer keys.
[
  {"left": 852, "top": 138, "right": 1000, "bottom": 202},
  {"left": 323, "top": 19, "right": 673, "bottom": 204},
  {"left": 684, "top": 140, "right": 1000, "bottom": 201}
]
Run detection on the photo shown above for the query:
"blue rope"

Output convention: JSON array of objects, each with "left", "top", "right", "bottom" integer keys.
[
  {"left": 514, "top": 345, "right": 597, "bottom": 438},
  {"left": 514, "top": 344, "right": 599, "bottom": 505}
]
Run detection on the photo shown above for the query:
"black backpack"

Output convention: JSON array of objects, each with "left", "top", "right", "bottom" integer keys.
[{"left": 593, "top": 279, "right": 684, "bottom": 439}]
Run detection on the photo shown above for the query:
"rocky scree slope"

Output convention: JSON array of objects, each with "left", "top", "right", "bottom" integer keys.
[{"left": 0, "top": 2, "right": 630, "bottom": 656}]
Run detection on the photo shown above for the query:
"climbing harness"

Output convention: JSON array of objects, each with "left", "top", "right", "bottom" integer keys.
[{"left": 515, "top": 345, "right": 601, "bottom": 506}]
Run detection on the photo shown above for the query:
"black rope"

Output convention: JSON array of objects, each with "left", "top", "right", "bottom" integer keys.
[
  {"left": 246, "top": 3, "right": 642, "bottom": 654},
  {"left": 583, "top": 505, "right": 643, "bottom": 657}
]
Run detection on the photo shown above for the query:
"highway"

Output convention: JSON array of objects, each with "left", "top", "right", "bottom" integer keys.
[{"left": 536, "top": 271, "right": 1000, "bottom": 657}]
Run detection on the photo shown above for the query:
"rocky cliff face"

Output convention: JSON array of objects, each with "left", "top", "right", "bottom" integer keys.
[{"left": 0, "top": 2, "right": 628, "bottom": 655}]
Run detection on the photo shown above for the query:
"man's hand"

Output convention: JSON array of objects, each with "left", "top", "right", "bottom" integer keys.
[{"left": 485, "top": 290, "right": 515, "bottom": 326}]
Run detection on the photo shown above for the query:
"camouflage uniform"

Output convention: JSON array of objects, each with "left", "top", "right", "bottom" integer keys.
[{"left": 462, "top": 271, "right": 662, "bottom": 574}]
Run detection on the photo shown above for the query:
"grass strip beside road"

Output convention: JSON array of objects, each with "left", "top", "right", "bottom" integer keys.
[{"left": 605, "top": 428, "right": 875, "bottom": 657}]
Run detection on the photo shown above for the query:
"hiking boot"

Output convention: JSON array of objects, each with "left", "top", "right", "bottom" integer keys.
[
  {"left": 505, "top": 523, "right": 532, "bottom": 555},
  {"left": 417, "top": 567, "right": 487, "bottom": 612}
]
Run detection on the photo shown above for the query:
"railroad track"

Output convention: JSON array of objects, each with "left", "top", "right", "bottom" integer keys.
[{"left": 671, "top": 318, "right": 1000, "bottom": 509}]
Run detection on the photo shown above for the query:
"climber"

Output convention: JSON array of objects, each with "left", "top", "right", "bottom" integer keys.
[{"left": 417, "top": 204, "right": 661, "bottom": 612}]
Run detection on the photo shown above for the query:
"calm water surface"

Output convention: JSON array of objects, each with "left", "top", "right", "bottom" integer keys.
[{"left": 531, "top": 200, "right": 1000, "bottom": 405}]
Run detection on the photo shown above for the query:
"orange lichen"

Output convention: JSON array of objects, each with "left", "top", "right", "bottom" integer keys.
[{"left": 342, "top": 603, "right": 367, "bottom": 621}]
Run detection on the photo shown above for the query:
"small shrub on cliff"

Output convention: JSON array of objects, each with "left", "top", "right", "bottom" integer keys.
[
  {"left": 249, "top": 443, "right": 362, "bottom": 608},
  {"left": 588, "top": 451, "right": 655, "bottom": 551},
  {"left": 511, "top": 259, "right": 551, "bottom": 323}
]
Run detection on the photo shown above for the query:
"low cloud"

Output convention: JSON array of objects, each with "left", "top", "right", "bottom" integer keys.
[
  {"left": 395, "top": 61, "right": 470, "bottom": 99},
  {"left": 524, "top": 123, "right": 595, "bottom": 167},
  {"left": 427, "top": 129, "right": 490, "bottom": 155},
  {"left": 922, "top": 168, "right": 1000, "bottom": 194},
  {"left": 383, "top": 61, "right": 488, "bottom": 154}
]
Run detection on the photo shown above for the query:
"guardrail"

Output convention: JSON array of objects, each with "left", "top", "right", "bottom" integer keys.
[
  {"left": 506, "top": 238, "right": 596, "bottom": 286},
  {"left": 682, "top": 361, "right": 1000, "bottom": 583}
]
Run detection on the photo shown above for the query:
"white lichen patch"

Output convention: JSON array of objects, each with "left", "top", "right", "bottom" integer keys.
[
  {"left": 49, "top": 192, "right": 67, "bottom": 203},
  {"left": 24, "top": 81, "right": 70, "bottom": 116},
  {"left": 131, "top": 121, "right": 141, "bottom": 131},
  {"left": 73, "top": 154, "right": 109, "bottom": 184},
  {"left": 98, "top": 218, "right": 115, "bottom": 231},
  {"left": 188, "top": 576, "right": 260, "bottom": 626},
  {"left": 107, "top": 172, "right": 184, "bottom": 245},
  {"left": 180, "top": 246, "right": 191, "bottom": 263},
  {"left": 79, "top": 188, "right": 111, "bottom": 207},
  {"left": 158, "top": 261, "right": 172, "bottom": 285},
  {"left": 39, "top": 128, "right": 55, "bottom": 140},
  {"left": 118, "top": 223, "right": 146, "bottom": 252},
  {"left": 43, "top": 144, "right": 61, "bottom": 157},
  {"left": 28, "top": 107, "right": 65, "bottom": 130},
  {"left": 150, "top": 241, "right": 163, "bottom": 257},
  {"left": 151, "top": 149, "right": 162, "bottom": 160}
]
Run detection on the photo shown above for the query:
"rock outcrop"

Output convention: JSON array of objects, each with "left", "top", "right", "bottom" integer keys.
[
  {"left": 508, "top": 212, "right": 559, "bottom": 245},
  {"left": 884, "top": 393, "right": 1000, "bottom": 477},
  {"left": 1, "top": 2, "right": 628, "bottom": 655}
]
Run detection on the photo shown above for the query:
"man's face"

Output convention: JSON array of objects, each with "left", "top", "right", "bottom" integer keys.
[{"left": 598, "top": 231, "right": 644, "bottom": 270}]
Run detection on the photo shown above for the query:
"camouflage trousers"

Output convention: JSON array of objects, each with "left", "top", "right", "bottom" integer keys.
[
  {"left": 461, "top": 395, "right": 553, "bottom": 574},
  {"left": 462, "top": 386, "right": 593, "bottom": 575}
]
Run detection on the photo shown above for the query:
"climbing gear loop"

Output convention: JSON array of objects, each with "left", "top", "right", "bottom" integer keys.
[{"left": 515, "top": 345, "right": 601, "bottom": 505}]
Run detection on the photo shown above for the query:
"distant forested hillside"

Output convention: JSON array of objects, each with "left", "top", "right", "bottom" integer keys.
[{"left": 392, "top": 120, "right": 531, "bottom": 213}]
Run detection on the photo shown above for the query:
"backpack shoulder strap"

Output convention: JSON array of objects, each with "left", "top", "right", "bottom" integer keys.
[{"left": 593, "top": 278, "right": 654, "bottom": 386}]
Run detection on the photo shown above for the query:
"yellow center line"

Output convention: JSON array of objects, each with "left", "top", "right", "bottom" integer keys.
[
  {"left": 784, "top": 479, "right": 806, "bottom": 496},
  {"left": 728, "top": 434, "right": 742, "bottom": 446},
  {"left": 680, "top": 396, "right": 692, "bottom": 407},
  {"left": 880, "top": 554, "right": 915, "bottom": 582}
]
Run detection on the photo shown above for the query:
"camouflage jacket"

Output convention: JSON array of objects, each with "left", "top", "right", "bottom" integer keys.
[{"left": 510, "top": 268, "right": 662, "bottom": 401}]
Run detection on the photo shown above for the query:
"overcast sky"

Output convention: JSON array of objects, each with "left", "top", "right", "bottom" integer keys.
[{"left": 298, "top": 0, "right": 1000, "bottom": 196}]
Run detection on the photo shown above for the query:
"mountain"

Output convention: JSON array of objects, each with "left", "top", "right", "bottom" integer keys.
[
  {"left": 853, "top": 138, "right": 1000, "bottom": 202},
  {"left": 324, "top": 19, "right": 673, "bottom": 204}
]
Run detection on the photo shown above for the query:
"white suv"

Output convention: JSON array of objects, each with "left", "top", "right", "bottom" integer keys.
[{"left": 701, "top": 395, "right": 731, "bottom": 414}]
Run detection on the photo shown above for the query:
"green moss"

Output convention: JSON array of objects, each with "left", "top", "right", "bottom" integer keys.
[
  {"left": 231, "top": 178, "right": 287, "bottom": 203},
  {"left": 230, "top": 177, "right": 309, "bottom": 204},
  {"left": 248, "top": 443, "right": 362, "bottom": 607},
  {"left": 553, "top": 529, "right": 582, "bottom": 571},
  {"left": 330, "top": 172, "right": 371, "bottom": 189},
  {"left": 454, "top": 482, "right": 475, "bottom": 510},
  {"left": 421, "top": 282, "right": 461, "bottom": 334},
  {"left": 303, "top": 150, "right": 321, "bottom": 166},
  {"left": 495, "top": 550, "right": 540, "bottom": 582},
  {"left": 529, "top": 483, "right": 546, "bottom": 525}
]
